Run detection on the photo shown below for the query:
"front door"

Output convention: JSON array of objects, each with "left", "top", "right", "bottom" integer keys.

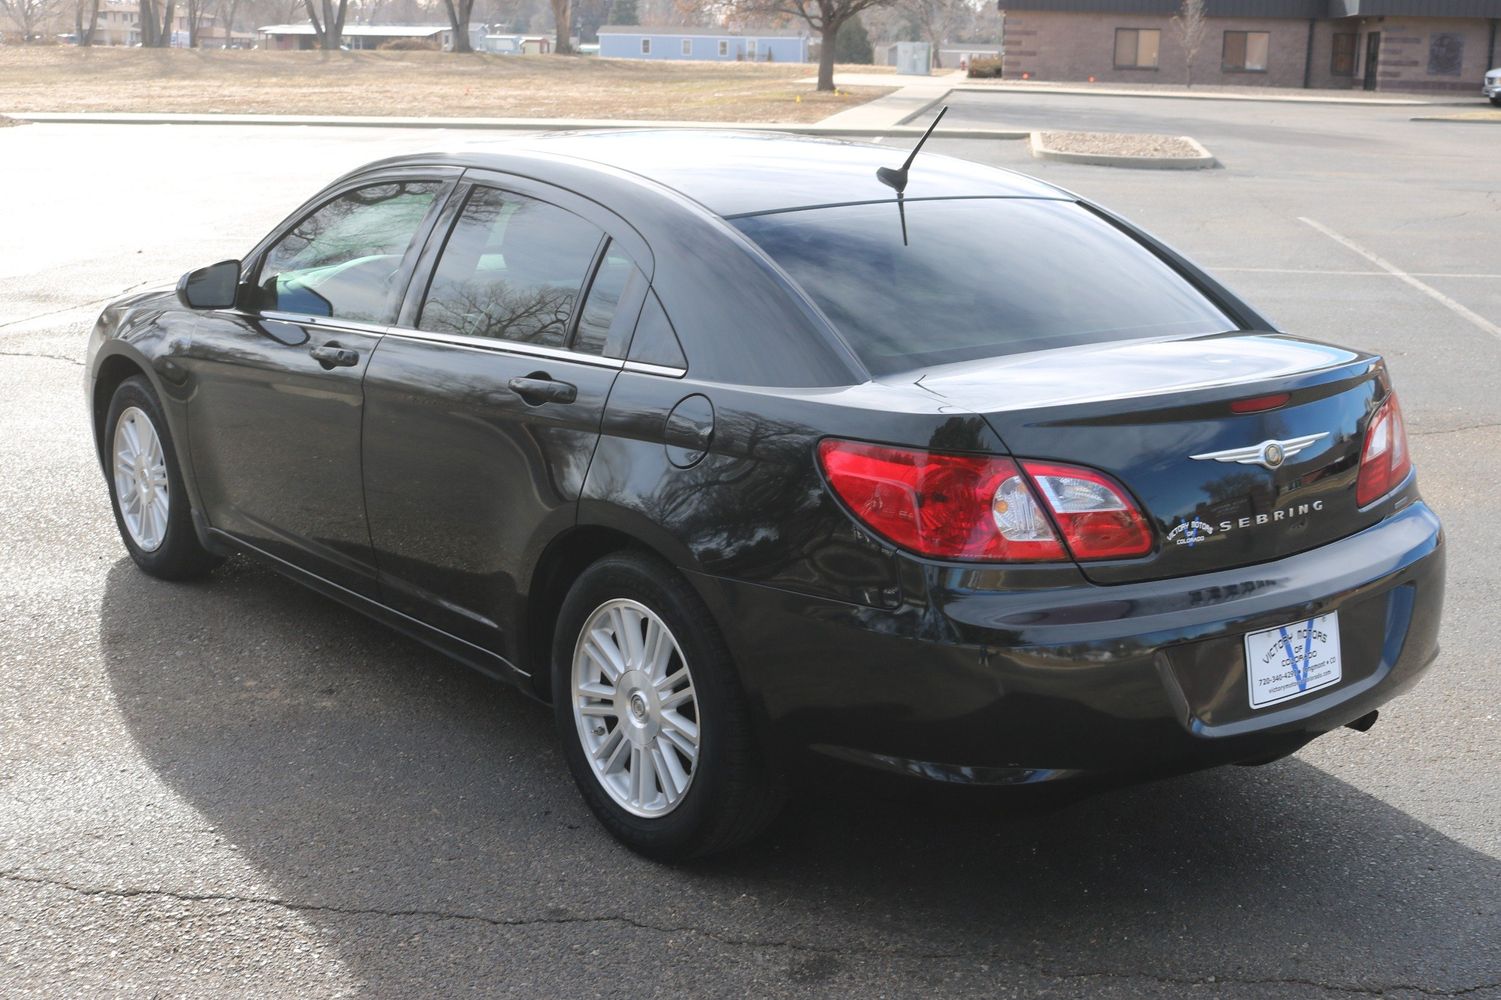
[
  {"left": 362, "top": 178, "right": 650, "bottom": 660},
  {"left": 1364, "top": 32, "right": 1380, "bottom": 90},
  {"left": 184, "top": 175, "right": 453, "bottom": 595}
]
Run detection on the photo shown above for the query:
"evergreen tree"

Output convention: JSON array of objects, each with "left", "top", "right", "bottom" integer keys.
[
  {"left": 834, "top": 14, "right": 873, "bottom": 65},
  {"left": 607, "top": 0, "right": 636, "bottom": 25}
]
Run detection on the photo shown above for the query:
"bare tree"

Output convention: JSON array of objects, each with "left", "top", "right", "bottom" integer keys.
[
  {"left": 899, "top": 0, "right": 966, "bottom": 68},
  {"left": 138, "top": 0, "right": 178, "bottom": 45},
  {"left": 301, "top": 0, "right": 349, "bottom": 48},
  {"left": 0, "top": 0, "right": 63, "bottom": 39},
  {"left": 74, "top": 0, "right": 99, "bottom": 43},
  {"left": 442, "top": 0, "right": 475, "bottom": 50},
  {"left": 728, "top": 0, "right": 900, "bottom": 91},
  {"left": 1170, "top": 0, "right": 1206, "bottom": 88},
  {"left": 549, "top": 0, "right": 570, "bottom": 52}
]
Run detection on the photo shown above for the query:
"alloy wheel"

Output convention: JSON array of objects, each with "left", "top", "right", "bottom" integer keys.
[
  {"left": 112, "top": 405, "right": 170, "bottom": 552},
  {"left": 571, "top": 598, "right": 700, "bottom": 818}
]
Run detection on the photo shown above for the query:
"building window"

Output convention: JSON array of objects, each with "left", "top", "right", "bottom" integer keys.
[
  {"left": 748, "top": 39, "right": 757, "bottom": 58},
  {"left": 718, "top": 39, "right": 728, "bottom": 56},
  {"left": 1223, "top": 30, "right": 1269, "bottom": 72},
  {"left": 640, "top": 38, "right": 651, "bottom": 54},
  {"left": 1114, "top": 28, "right": 1160, "bottom": 69},
  {"left": 681, "top": 38, "right": 692, "bottom": 55},
  {"left": 1331, "top": 32, "right": 1356, "bottom": 76},
  {"left": 1427, "top": 33, "right": 1463, "bottom": 76}
]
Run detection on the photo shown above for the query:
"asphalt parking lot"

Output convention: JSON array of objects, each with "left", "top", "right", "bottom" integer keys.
[{"left": 1, "top": 97, "right": 1498, "bottom": 998}]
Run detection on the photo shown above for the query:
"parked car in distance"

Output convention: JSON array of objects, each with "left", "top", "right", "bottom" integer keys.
[
  {"left": 1485, "top": 67, "right": 1501, "bottom": 104},
  {"left": 86, "top": 131, "right": 1445, "bottom": 859}
]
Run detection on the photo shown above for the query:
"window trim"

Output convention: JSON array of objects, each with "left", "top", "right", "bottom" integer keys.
[
  {"left": 640, "top": 37, "right": 651, "bottom": 54},
  {"left": 242, "top": 170, "right": 459, "bottom": 324},
  {"left": 1113, "top": 27, "right": 1160, "bottom": 70},
  {"left": 717, "top": 39, "right": 728, "bottom": 56},
  {"left": 681, "top": 38, "right": 692, "bottom": 56},
  {"left": 1222, "top": 29, "right": 1270, "bottom": 73}
]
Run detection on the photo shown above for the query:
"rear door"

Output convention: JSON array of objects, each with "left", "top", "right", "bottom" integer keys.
[
  {"left": 183, "top": 171, "right": 455, "bottom": 595},
  {"left": 361, "top": 173, "right": 651, "bottom": 658}
]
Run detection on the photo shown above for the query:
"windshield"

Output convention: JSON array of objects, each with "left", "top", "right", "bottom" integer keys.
[{"left": 732, "top": 198, "right": 1234, "bottom": 376}]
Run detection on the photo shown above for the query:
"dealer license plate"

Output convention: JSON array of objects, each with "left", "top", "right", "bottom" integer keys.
[{"left": 1244, "top": 613, "right": 1342, "bottom": 709}]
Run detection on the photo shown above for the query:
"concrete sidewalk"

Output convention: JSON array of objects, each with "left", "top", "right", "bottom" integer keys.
[{"left": 813, "top": 71, "right": 1434, "bottom": 111}]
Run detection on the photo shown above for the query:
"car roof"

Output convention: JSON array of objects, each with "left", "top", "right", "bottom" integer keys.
[{"left": 401, "top": 130, "right": 1067, "bottom": 219}]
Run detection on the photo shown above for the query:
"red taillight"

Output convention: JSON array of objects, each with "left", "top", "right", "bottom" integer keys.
[
  {"left": 1356, "top": 393, "right": 1412, "bottom": 506},
  {"left": 1230, "top": 392, "right": 1291, "bottom": 414},
  {"left": 1020, "top": 461, "right": 1155, "bottom": 560},
  {"left": 817, "top": 440, "right": 1152, "bottom": 563}
]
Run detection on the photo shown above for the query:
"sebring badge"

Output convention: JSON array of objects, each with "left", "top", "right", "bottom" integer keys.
[{"left": 1190, "top": 432, "right": 1328, "bottom": 470}]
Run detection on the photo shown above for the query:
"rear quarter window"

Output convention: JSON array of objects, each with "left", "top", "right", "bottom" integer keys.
[{"left": 732, "top": 198, "right": 1233, "bottom": 375}]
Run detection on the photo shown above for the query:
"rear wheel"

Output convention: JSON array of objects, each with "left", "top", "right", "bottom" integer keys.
[
  {"left": 552, "top": 552, "right": 783, "bottom": 859},
  {"left": 104, "top": 376, "right": 222, "bottom": 581},
  {"left": 1492, "top": 96, "right": 1501, "bottom": 107}
]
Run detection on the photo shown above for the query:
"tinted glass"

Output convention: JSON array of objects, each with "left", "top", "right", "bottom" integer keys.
[
  {"left": 419, "top": 187, "right": 603, "bottom": 347},
  {"left": 733, "top": 199, "right": 1232, "bottom": 376},
  {"left": 627, "top": 291, "right": 687, "bottom": 370},
  {"left": 259, "top": 181, "right": 440, "bottom": 323},
  {"left": 574, "top": 243, "right": 640, "bottom": 357}
]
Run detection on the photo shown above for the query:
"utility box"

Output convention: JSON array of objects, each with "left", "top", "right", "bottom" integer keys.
[{"left": 894, "top": 41, "right": 931, "bottom": 76}]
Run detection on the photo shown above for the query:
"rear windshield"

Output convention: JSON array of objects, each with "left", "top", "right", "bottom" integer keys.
[{"left": 732, "top": 198, "right": 1234, "bottom": 375}]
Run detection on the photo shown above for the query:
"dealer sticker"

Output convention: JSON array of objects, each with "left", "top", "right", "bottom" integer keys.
[{"left": 1244, "top": 613, "right": 1341, "bottom": 709}]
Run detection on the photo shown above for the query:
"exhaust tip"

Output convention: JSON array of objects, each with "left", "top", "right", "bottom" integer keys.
[{"left": 1345, "top": 709, "right": 1379, "bottom": 733}]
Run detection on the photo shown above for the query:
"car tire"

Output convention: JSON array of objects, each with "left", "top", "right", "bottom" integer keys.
[
  {"left": 1492, "top": 96, "right": 1501, "bottom": 107},
  {"left": 104, "top": 375, "right": 223, "bottom": 581},
  {"left": 552, "top": 551, "right": 784, "bottom": 860}
]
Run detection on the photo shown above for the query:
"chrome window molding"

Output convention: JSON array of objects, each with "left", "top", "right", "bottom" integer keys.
[
  {"left": 623, "top": 360, "right": 688, "bottom": 379},
  {"left": 384, "top": 327, "right": 627, "bottom": 370}
]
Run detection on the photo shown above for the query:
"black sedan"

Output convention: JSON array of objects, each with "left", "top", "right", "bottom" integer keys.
[{"left": 85, "top": 131, "right": 1444, "bottom": 859}]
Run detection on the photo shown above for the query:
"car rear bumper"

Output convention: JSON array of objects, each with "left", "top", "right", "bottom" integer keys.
[{"left": 698, "top": 501, "right": 1444, "bottom": 783}]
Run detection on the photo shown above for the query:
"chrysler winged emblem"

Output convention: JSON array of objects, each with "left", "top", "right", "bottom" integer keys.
[{"left": 1190, "top": 433, "right": 1328, "bottom": 470}]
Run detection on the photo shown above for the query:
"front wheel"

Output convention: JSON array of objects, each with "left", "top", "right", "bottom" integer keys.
[
  {"left": 1492, "top": 96, "right": 1501, "bottom": 107},
  {"left": 552, "top": 552, "right": 783, "bottom": 859},
  {"left": 104, "top": 375, "right": 222, "bottom": 581}
]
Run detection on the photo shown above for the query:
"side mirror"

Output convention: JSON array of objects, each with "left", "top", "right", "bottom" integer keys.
[{"left": 177, "top": 260, "right": 242, "bottom": 310}]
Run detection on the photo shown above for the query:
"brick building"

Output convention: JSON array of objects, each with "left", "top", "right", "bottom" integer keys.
[{"left": 1000, "top": 0, "right": 1501, "bottom": 93}]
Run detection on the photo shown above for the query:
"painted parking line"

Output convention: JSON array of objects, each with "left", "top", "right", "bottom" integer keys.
[
  {"left": 1215, "top": 267, "right": 1501, "bottom": 279},
  {"left": 1299, "top": 217, "right": 1501, "bottom": 343}
]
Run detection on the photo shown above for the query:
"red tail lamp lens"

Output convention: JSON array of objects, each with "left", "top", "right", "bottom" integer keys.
[
  {"left": 817, "top": 440, "right": 1153, "bottom": 563},
  {"left": 1356, "top": 393, "right": 1412, "bottom": 506}
]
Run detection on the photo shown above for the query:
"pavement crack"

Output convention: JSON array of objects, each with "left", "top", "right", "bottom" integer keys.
[
  {"left": 1410, "top": 421, "right": 1501, "bottom": 438},
  {"left": 5, "top": 870, "right": 1497, "bottom": 996},
  {"left": 0, "top": 349, "right": 84, "bottom": 366}
]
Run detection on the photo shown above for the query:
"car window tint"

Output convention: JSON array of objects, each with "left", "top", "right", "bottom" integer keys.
[
  {"left": 627, "top": 291, "right": 687, "bottom": 370},
  {"left": 419, "top": 187, "right": 603, "bottom": 348},
  {"left": 732, "top": 199, "right": 1233, "bottom": 376},
  {"left": 573, "top": 243, "right": 641, "bottom": 357},
  {"left": 258, "top": 181, "right": 440, "bottom": 324}
]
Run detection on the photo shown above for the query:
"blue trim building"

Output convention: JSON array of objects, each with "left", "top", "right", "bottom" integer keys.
[{"left": 597, "top": 26, "right": 809, "bottom": 62}]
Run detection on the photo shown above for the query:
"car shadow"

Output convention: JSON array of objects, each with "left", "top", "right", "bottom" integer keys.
[{"left": 99, "top": 558, "right": 1500, "bottom": 995}]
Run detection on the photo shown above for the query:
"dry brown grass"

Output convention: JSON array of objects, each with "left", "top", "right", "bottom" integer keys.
[{"left": 0, "top": 47, "right": 894, "bottom": 122}]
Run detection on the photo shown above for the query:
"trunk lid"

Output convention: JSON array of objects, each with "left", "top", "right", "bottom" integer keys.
[{"left": 908, "top": 334, "right": 1389, "bottom": 583}]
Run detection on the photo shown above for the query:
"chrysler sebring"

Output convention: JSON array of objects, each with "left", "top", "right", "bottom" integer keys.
[{"left": 85, "top": 130, "right": 1444, "bottom": 859}]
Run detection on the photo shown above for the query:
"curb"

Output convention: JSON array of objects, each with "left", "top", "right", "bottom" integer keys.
[
  {"left": 1408, "top": 114, "right": 1501, "bottom": 124},
  {"left": 7, "top": 110, "right": 1029, "bottom": 140},
  {"left": 950, "top": 82, "right": 1430, "bottom": 106},
  {"left": 1028, "top": 131, "right": 1216, "bottom": 169}
]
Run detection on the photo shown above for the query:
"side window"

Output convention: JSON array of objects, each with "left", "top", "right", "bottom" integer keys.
[
  {"left": 573, "top": 241, "right": 645, "bottom": 357},
  {"left": 258, "top": 181, "right": 441, "bottom": 324},
  {"left": 627, "top": 290, "right": 687, "bottom": 370},
  {"left": 418, "top": 187, "right": 604, "bottom": 347}
]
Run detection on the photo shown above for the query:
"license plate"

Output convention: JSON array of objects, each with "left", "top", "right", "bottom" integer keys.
[{"left": 1244, "top": 613, "right": 1342, "bottom": 709}]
